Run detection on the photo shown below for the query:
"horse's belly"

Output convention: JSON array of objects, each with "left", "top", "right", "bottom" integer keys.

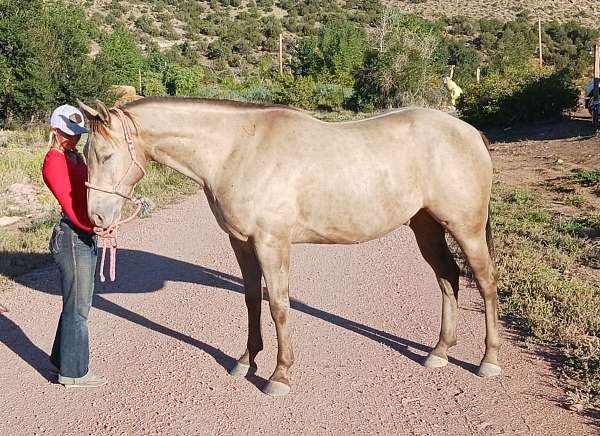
[{"left": 293, "top": 191, "right": 421, "bottom": 244}]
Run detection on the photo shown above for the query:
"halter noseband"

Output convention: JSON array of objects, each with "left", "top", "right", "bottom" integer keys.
[{"left": 85, "top": 108, "right": 147, "bottom": 282}]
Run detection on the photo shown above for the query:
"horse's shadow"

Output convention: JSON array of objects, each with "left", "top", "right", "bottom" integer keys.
[{"left": 1, "top": 248, "right": 477, "bottom": 390}]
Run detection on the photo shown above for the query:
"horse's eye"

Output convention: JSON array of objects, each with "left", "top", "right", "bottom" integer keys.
[{"left": 101, "top": 154, "right": 113, "bottom": 164}]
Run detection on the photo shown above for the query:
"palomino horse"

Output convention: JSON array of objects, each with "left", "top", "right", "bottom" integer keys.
[{"left": 79, "top": 97, "right": 500, "bottom": 396}]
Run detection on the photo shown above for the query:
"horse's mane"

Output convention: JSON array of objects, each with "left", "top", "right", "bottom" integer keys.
[{"left": 88, "top": 107, "right": 139, "bottom": 140}]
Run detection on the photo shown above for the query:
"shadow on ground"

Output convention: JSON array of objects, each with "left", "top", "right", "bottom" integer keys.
[
  {"left": 0, "top": 249, "right": 477, "bottom": 384},
  {"left": 486, "top": 116, "right": 597, "bottom": 143},
  {"left": 2, "top": 249, "right": 597, "bottom": 426}
]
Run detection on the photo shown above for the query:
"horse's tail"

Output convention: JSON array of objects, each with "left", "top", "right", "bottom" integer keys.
[{"left": 479, "top": 131, "right": 495, "bottom": 262}]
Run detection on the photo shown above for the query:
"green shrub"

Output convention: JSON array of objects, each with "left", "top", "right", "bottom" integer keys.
[
  {"left": 570, "top": 168, "right": 600, "bottom": 186},
  {"left": 445, "top": 41, "right": 480, "bottom": 86},
  {"left": 142, "top": 71, "right": 167, "bottom": 96},
  {"left": 272, "top": 73, "right": 317, "bottom": 109},
  {"left": 314, "top": 82, "right": 353, "bottom": 110},
  {"left": 0, "top": 0, "right": 110, "bottom": 125},
  {"left": 164, "top": 65, "right": 205, "bottom": 96},
  {"left": 457, "top": 65, "right": 579, "bottom": 128}
]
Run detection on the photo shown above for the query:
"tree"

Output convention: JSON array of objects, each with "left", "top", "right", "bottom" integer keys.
[
  {"left": 446, "top": 41, "right": 480, "bottom": 86},
  {"left": 95, "top": 24, "right": 145, "bottom": 92},
  {"left": 40, "top": 1, "right": 108, "bottom": 105},
  {"left": 352, "top": 14, "right": 448, "bottom": 110},
  {"left": 293, "top": 18, "right": 367, "bottom": 86},
  {"left": 488, "top": 18, "right": 536, "bottom": 73},
  {"left": 0, "top": 0, "right": 110, "bottom": 125},
  {"left": 0, "top": 0, "right": 52, "bottom": 123}
]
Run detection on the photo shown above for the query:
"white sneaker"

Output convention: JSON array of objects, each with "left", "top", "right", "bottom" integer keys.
[{"left": 58, "top": 371, "right": 107, "bottom": 388}]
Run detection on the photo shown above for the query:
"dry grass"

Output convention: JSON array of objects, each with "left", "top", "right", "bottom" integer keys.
[{"left": 490, "top": 184, "right": 600, "bottom": 407}]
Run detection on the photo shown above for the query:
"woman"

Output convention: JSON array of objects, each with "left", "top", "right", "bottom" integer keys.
[{"left": 42, "top": 104, "right": 106, "bottom": 388}]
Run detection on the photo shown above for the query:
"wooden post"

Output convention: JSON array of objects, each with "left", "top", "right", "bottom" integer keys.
[
  {"left": 138, "top": 69, "right": 142, "bottom": 95},
  {"left": 449, "top": 64, "right": 455, "bottom": 80},
  {"left": 476, "top": 68, "right": 481, "bottom": 83},
  {"left": 538, "top": 17, "right": 543, "bottom": 67},
  {"left": 279, "top": 33, "right": 283, "bottom": 76},
  {"left": 594, "top": 44, "right": 600, "bottom": 123}
]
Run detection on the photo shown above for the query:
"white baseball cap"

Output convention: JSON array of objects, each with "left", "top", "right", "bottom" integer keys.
[{"left": 50, "top": 104, "right": 89, "bottom": 135}]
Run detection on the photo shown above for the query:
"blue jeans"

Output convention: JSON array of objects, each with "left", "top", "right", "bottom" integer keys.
[{"left": 49, "top": 217, "right": 98, "bottom": 378}]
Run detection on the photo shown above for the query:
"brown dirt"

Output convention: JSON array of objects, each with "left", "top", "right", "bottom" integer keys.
[
  {"left": 0, "top": 190, "right": 597, "bottom": 434},
  {"left": 489, "top": 113, "right": 600, "bottom": 215}
]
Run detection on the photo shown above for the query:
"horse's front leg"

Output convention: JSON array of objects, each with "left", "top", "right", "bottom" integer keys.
[
  {"left": 253, "top": 235, "right": 294, "bottom": 396},
  {"left": 229, "top": 236, "right": 263, "bottom": 377}
]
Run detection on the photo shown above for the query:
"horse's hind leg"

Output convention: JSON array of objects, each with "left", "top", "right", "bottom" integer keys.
[
  {"left": 229, "top": 236, "right": 263, "bottom": 377},
  {"left": 410, "top": 210, "right": 461, "bottom": 368},
  {"left": 448, "top": 223, "right": 501, "bottom": 377}
]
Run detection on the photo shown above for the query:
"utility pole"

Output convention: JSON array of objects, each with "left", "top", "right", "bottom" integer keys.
[
  {"left": 538, "top": 17, "right": 543, "bottom": 67},
  {"left": 279, "top": 34, "right": 283, "bottom": 76}
]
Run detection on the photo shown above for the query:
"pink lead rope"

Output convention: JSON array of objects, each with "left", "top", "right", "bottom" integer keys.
[{"left": 86, "top": 108, "right": 147, "bottom": 282}]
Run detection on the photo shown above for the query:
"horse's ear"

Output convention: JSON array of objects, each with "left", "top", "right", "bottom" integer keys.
[
  {"left": 78, "top": 99, "right": 100, "bottom": 120},
  {"left": 95, "top": 99, "right": 112, "bottom": 126}
]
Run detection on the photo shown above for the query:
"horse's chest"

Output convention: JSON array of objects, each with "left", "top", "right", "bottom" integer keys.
[{"left": 204, "top": 189, "right": 250, "bottom": 241}]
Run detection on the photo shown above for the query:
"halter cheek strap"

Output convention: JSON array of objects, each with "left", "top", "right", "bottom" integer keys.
[{"left": 86, "top": 108, "right": 147, "bottom": 282}]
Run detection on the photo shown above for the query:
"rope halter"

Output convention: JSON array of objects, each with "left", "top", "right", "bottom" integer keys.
[{"left": 85, "top": 108, "right": 148, "bottom": 282}]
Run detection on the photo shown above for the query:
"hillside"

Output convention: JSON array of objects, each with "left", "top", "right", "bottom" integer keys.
[
  {"left": 384, "top": 0, "right": 600, "bottom": 29},
  {"left": 77, "top": 0, "right": 600, "bottom": 52}
]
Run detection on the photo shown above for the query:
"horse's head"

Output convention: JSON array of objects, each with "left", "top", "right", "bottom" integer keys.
[{"left": 78, "top": 99, "right": 147, "bottom": 229}]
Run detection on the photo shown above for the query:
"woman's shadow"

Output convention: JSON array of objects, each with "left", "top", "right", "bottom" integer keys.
[{"left": 0, "top": 249, "right": 476, "bottom": 389}]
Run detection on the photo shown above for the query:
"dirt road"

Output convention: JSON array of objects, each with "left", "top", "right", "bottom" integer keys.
[{"left": 0, "top": 193, "right": 595, "bottom": 435}]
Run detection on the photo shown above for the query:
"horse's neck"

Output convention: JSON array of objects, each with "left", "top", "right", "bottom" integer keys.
[{"left": 137, "top": 106, "right": 244, "bottom": 189}]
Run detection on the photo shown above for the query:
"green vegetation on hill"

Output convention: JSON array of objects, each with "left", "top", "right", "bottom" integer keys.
[{"left": 3, "top": 1, "right": 598, "bottom": 128}]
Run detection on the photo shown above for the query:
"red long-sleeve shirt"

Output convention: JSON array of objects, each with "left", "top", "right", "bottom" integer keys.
[{"left": 42, "top": 148, "right": 94, "bottom": 233}]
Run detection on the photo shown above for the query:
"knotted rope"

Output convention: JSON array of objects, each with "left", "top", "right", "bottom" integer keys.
[{"left": 86, "top": 108, "right": 147, "bottom": 282}]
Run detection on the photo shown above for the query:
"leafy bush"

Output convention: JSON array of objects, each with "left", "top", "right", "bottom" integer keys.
[
  {"left": 142, "top": 71, "right": 167, "bottom": 96},
  {"left": 163, "top": 65, "right": 205, "bottom": 96},
  {"left": 315, "top": 83, "right": 353, "bottom": 110},
  {"left": 272, "top": 73, "right": 317, "bottom": 109},
  {"left": 457, "top": 65, "right": 579, "bottom": 128},
  {"left": 446, "top": 41, "right": 480, "bottom": 86},
  {"left": 570, "top": 168, "right": 600, "bottom": 186},
  {"left": 542, "top": 21, "right": 599, "bottom": 77}
]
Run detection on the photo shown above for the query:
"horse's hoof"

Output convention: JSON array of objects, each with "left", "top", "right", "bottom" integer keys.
[
  {"left": 423, "top": 354, "right": 449, "bottom": 368},
  {"left": 262, "top": 380, "right": 290, "bottom": 397},
  {"left": 229, "top": 362, "right": 255, "bottom": 377},
  {"left": 477, "top": 362, "right": 501, "bottom": 378}
]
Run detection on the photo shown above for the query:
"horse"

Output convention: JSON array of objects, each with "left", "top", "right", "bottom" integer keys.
[{"left": 78, "top": 97, "right": 501, "bottom": 397}]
